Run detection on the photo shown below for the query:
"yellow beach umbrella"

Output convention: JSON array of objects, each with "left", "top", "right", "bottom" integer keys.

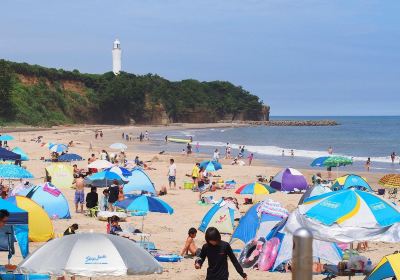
[{"left": 379, "top": 174, "right": 400, "bottom": 188}]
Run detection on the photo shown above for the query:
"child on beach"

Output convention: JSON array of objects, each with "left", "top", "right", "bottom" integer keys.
[
  {"left": 248, "top": 153, "right": 254, "bottom": 166},
  {"left": 195, "top": 227, "right": 247, "bottom": 280},
  {"left": 181, "top": 228, "right": 200, "bottom": 257},
  {"left": 109, "top": 215, "right": 123, "bottom": 235},
  {"left": 168, "top": 159, "right": 177, "bottom": 189},
  {"left": 64, "top": 224, "right": 78, "bottom": 236}
]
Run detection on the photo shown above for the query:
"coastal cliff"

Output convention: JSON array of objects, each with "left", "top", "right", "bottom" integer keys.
[{"left": 0, "top": 59, "right": 268, "bottom": 126}]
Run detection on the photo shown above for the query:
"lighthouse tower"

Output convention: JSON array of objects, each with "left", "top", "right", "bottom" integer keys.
[{"left": 112, "top": 39, "right": 121, "bottom": 75}]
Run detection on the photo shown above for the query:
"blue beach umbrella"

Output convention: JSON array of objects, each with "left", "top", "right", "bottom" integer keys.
[
  {"left": 0, "top": 165, "right": 34, "bottom": 179},
  {"left": 310, "top": 156, "right": 331, "bottom": 167},
  {"left": 58, "top": 153, "right": 83, "bottom": 162},
  {"left": 85, "top": 170, "right": 128, "bottom": 187},
  {"left": 105, "top": 166, "right": 132, "bottom": 177},
  {"left": 0, "top": 135, "right": 15, "bottom": 141},
  {"left": 200, "top": 160, "right": 222, "bottom": 172},
  {"left": 49, "top": 144, "right": 68, "bottom": 153},
  {"left": 11, "top": 147, "right": 29, "bottom": 161},
  {"left": 115, "top": 195, "right": 174, "bottom": 231},
  {"left": 0, "top": 148, "right": 21, "bottom": 161},
  {"left": 115, "top": 195, "right": 174, "bottom": 214}
]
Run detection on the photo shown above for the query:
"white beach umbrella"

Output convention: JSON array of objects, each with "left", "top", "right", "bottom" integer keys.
[
  {"left": 109, "top": 143, "right": 127, "bottom": 150},
  {"left": 88, "top": 159, "right": 113, "bottom": 169},
  {"left": 17, "top": 233, "right": 163, "bottom": 277}
]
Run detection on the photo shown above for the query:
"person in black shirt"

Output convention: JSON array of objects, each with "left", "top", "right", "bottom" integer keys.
[
  {"left": 195, "top": 227, "right": 247, "bottom": 280},
  {"left": 108, "top": 180, "right": 120, "bottom": 211},
  {"left": 86, "top": 186, "right": 98, "bottom": 209}
]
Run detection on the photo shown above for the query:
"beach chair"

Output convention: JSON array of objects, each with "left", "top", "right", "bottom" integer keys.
[{"left": 388, "top": 188, "right": 398, "bottom": 200}]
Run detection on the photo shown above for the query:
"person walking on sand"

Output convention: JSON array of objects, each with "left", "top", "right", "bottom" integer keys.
[
  {"left": 248, "top": 153, "right": 254, "bottom": 166},
  {"left": 195, "top": 227, "right": 247, "bottom": 280},
  {"left": 74, "top": 174, "right": 85, "bottom": 213},
  {"left": 168, "top": 159, "right": 177, "bottom": 189},
  {"left": 365, "top": 157, "right": 371, "bottom": 172}
]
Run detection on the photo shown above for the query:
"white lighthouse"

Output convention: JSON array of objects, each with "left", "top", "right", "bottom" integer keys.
[{"left": 112, "top": 39, "right": 121, "bottom": 75}]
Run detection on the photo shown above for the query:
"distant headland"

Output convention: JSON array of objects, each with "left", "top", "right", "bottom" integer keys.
[{"left": 0, "top": 59, "right": 269, "bottom": 126}]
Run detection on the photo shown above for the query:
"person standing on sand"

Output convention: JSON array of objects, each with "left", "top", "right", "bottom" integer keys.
[
  {"left": 168, "top": 159, "right": 177, "bottom": 189},
  {"left": 108, "top": 180, "right": 120, "bottom": 211},
  {"left": 74, "top": 174, "right": 85, "bottom": 213},
  {"left": 213, "top": 149, "right": 220, "bottom": 162},
  {"left": 192, "top": 163, "right": 200, "bottom": 186}
]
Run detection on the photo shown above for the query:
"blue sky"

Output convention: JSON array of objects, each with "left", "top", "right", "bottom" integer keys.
[{"left": 1, "top": 0, "right": 399, "bottom": 116}]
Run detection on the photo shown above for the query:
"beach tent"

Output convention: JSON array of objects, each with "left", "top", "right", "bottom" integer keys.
[
  {"left": 298, "top": 184, "right": 332, "bottom": 204},
  {"left": 18, "top": 182, "right": 71, "bottom": 219},
  {"left": 45, "top": 163, "right": 74, "bottom": 189},
  {"left": 331, "top": 174, "right": 372, "bottom": 191},
  {"left": 271, "top": 168, "right": 308, "bottom": 192},
  {"left": 270, "top": 219, "right": 343, "bottom": 271},
  {"left": 231, "top": 199, "right": 288, "bottom": 246},
  {"left": 123, "top": 167, "right": 156, "bottom": 194},
  {"left": 7, "top": 196, "right": 54, "bottom": 242},
  {"left": 11, "top": 147, "right": 29, "bottom": 161},
  {"left": 367, "top": 252, "right": 400, "bottom": 280},
  {"left": 199, "top": 199, "right": 238, "bottom": 234},
  {"left": 0, "top": 199, "right": 29, "bottom": 257},
  {"left": 0, "top": 147, "right": 21, "bottom": 160}
]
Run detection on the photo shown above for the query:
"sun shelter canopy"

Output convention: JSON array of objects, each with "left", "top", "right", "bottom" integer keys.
[{"left": 45, "top": 163, "right": 74, "bottom": 189}]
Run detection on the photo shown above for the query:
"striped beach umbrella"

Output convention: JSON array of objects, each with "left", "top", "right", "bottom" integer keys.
[
  {"left": 379, "top": 174, "right": 400, "bottom": 188},
  {"left": 235, "top": 182, "right": 276, "bottom": 195},
  {"left": 49, "top": 144, "right": 68, "bottom": 153}
]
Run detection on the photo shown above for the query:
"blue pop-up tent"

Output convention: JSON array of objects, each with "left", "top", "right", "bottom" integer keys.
[
  {"left": 0, "top": 198, "right": 29, "bottom": 258},
  {"left": 123, "top": 167, "right": 156, "bottom": 194}
]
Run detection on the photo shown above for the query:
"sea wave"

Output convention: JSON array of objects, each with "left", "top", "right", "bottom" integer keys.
[{"left": 198, "top": 141, "right": 396, "bottom": 164}]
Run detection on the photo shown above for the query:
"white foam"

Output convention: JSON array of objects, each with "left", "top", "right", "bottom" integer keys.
[{"left": 198, "top": 141, "right": 395, "bottom": 164}]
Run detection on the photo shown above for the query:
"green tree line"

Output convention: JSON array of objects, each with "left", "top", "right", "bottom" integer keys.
[{"left": 0, "top": 59, "right": 264, "bottom": 126}]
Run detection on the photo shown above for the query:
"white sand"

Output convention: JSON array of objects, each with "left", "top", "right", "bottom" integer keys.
[{"left": 0, "top": 124, "right": 395, "bottom": 279}]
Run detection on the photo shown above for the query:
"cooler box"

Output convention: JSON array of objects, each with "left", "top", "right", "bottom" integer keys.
[{"left": 184, "top": 182, "right": 194, "bottom": 190}]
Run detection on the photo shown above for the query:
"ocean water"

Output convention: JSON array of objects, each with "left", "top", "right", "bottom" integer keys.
[{"left": 141, "top": 116, "right": 400, "bottom": 173}]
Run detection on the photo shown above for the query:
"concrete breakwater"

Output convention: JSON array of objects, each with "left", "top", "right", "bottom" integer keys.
[{"left": 231, "top": 120, "right": 339, "bottom": 126}]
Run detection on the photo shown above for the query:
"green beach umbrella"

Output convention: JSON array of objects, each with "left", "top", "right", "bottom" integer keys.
[{"left": 323, "top": 156, "right": 353, "bottom": 167}]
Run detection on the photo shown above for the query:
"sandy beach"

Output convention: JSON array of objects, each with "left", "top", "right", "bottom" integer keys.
[{"left": 0, "top": 123, "right": 395, "bottom": 280}]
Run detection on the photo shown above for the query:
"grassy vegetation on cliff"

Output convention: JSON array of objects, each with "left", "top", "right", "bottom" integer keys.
[{"left": 0, "top": 59, "right": 264, "bottom": 126}]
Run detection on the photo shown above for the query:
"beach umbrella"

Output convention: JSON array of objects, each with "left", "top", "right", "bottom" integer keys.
[
  {"left": 115, "top": 195, "right": 173, "bottom": 231},
  {"left": 235, "top": 182, "right": 276, "bottom": 195},
  {"left": 270, "top": 168, "right": 308, "bottom": 192},
  {"left": 0, "top": 134, "right": 15, "bottom": 141},
  {"left": 0, "top": 147, "right": 21, "bottom": 161},
  {"left": 58, "top": 153, "right": 83, "bottom": 162},
  {"left": 286, "top": 189, "right": 400, "bottom": 243},
  {"left": 17, "top": 233, "right": 163, "bottom": 277},
  {"left": 199, "top": 160, "right": 222, "bottom": 172},
  {"left": 310, "top": 156, "right": 331, "bottom": 167},
  {"left": 110, "top": 143, "right": 128, "bottom": 150},
  {"left": 331, "top": 174, "right": 372, "bottom": 191},
  {"left": 105, "top": 166, "right": 132, "bottom": 177},
  {"left": 379, "top": 174, "right": 400, "bottom": 188},
  {"left": 11, "top": 147, "right": 29, "bottom": 161},
  {"left": 88, "top": 159, "right": 113, "bottom": 169},
  {"left": 323, "top": 156, "right": 353, "bottom": 167},
  {"left": 85, "top": 170, "right": 128, "bottom": 187},
  {"left": 367, "top": 252, "right": 400, "bottom": 280},
  {"left": 49, "top": 144, "right": 68, "bottom": 153},
  {"left": 0, "top": 165, "right": 33, "bottom": 179}
]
